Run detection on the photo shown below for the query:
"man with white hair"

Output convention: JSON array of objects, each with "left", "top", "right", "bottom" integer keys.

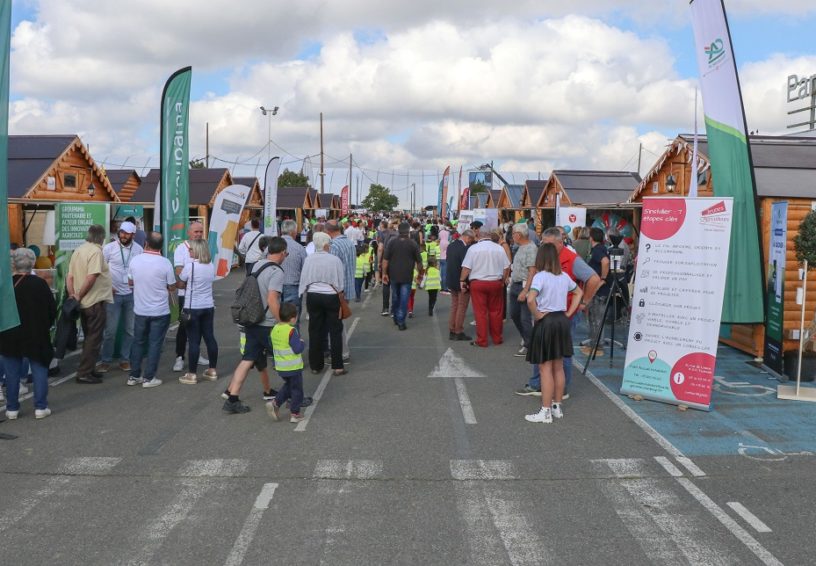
[
  {"left": 508, "top": 222, "right": 537, "bottom": 356},
  {"left": 280, "top": 219, "right": 307, "bottom": 326},
  {"left": 98, "top": 220, "right": 143, "bottom": 373},
  {"left": 173, "top": 221, "right": 206, "bottom": 372}
]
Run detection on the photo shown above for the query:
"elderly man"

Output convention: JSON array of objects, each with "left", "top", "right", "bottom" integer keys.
[
  {"left": 508, "top": 223, "right": 537, "bottom": 356},
  {"left": 67, "top": 224, "right": 113, "bottom": 384},
  {"left": 378, "top": 219, "right": 399, "bottom": 316},
  {"left": 515, "top": 227, "right": 602, "bottom": 398},
  {"left": 460, "top": 221, "right": 510, "bottom": 347},
  {"left": 99, "top": 220, "right": 143, "bottom": 373},
  {"left": 326, "top": 220, "right": 356, "bottom": 359},
  {"left": 238, "top": 218, "right": 265, "bottom": 275},
  {"left": 173, "top": 221, "right": 205, "bottom": 372},
  {"left": 446, "top": 229, "right": 475, "bottom": 340},
  {"left": 280, "top": 219, "right": 307, "bottom": 326},
  {"left": 382, "top": 222, "right": 423, "bottom": 331}
]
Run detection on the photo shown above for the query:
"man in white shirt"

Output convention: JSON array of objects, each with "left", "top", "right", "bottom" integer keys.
[
  {"left": 459, "top": 221, "right": 510, "bottom": 348},
  {"left": 99, "top": 221, "right": 143, "bottom": 373},
  {"left": 172, "top": 221, "right": 205, "bottom": 372},
  {"left": 238, "top": 218, "right": 265, "bottom": 275},
  {"left": 344, "top": 220, "right": 364, "bottom": 245},
  {"left": 128, "top": 232, "right": 177, "bottom": 388}
]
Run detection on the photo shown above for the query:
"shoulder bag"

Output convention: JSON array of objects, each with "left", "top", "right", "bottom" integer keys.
[{"left": 180, "top": 263, "right": 194, "bottom": 325}]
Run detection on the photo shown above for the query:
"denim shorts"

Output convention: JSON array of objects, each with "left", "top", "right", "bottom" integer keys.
[{"left": 241, "top": 324, "right": 273, "bottom": 370}]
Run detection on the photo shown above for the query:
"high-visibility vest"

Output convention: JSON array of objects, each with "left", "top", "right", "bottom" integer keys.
[
  {"left": 424, "top": 267, "right": 441, "bottom": 291},
  {"left": 426, "top": 242, "right": 440, "bottom": 259},
  {"left": 355, "top": 254, "right": 368, "bottom": 278},
  {"left": 421, "top": 250, "right": 428, "bottom": 269},
  {"left": 271, "top": 323, "right": 304, "bottom": 372}
]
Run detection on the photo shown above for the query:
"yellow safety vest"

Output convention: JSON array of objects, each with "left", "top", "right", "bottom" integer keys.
[
  {"left": 424, "top": 267, "right": 441, "bottom": 291},
  {"left": 271, "top": 323, "right": 304, "bottom": 372},
  {"left": 355, "top": 254, "right": 368, "bottom": 278},
  {"left": 426, "top": 242, "right": 440, "bottom": 259}
]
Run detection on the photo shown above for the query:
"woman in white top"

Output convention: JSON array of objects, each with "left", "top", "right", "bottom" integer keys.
[
  {"left": 177, "top": 239, "right": 219, "bottom": 385},
  {"left": 524, "top": 243, "right": 582, "bottom": 424}
]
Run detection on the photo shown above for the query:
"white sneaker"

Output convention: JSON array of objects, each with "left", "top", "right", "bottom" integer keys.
[
  {"left": 551, "top": 403, "right": 564, "bottom": 419},
  {"left": 172, "top": 357, "right": 184, "bottom": 372},
  {"left": 5, "top": 409, "right": 19, "bottom": 420},
  {"left": 179, "top": 373, "right": 197, "bottom": 385},
  {"left": 35, "top": 408, "right": 52, "bottom": 420},
  {"left": 19, "top": 383, "right": 29, "bottom": 395},
  {"left": 126, "top": 377, "right": 145, "bottom": 386},
  {"left": 198, "top": 356, "right": 210, "bottom": 366},
  {"left": 142, "top": 377, "right": 162, "bottom": 388},
  {"left": 525, "top": 407, "right": 553, "bottom": 424},
  {"left": 562, "top": 393, "right": 570, "bottom": 401}
]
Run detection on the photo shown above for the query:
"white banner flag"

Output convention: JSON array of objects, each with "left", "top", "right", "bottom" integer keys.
[
  {"left": 263, "top": 156, "right": 281, "bottom": 236},
  {"left": 210, "top": 184, "right": 250, "bottom": 279},
  {"left": 557, "top": 206, "right": 586, "bottom": 239}
]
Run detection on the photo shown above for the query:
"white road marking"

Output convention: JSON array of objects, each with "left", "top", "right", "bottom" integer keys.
[
  {"left": 123, "top": 459, "right": 249, "bottom": 566},
  {"left": 428, "top": 348, "right": 486, "bottom": 378},
  {"left": 223, "top": 483, "right": 279, "bottom": 566},
  {"left": 0, "top": 456, "right": 120, "bottom": 533},
  {"left": 454, "top": 377, "right": 477, "bottom": 424},
  {"left": 313, "top": 460, "right": 383, "bottom": 480},
  {"left": 596, "top": 458, "right": 735, "bottom": 566},
  {"left": 450, "top": 460, "right": 517, "bottom": 480},
  {"left": 295, "top": 316, "right": 361, "bottom": 432},
  {"left": 676, "top": 456, "right": 706, "bottom": 477},
  {"left": 677, "top": 479, "right": 782, "bottom": 565},
  {"left": 454, "top": 483, "right": 510, "bottom": 565},
  {"left": 482, "top": 486, "right": 552, "bottom": 566},
  {"left": 726, "top": 502, "right": 772, "bottom": 534},
  {"left": 654, "top": 456, "right": 683, "bottom": 477}
]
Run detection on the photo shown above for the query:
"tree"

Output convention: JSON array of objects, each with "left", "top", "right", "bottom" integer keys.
[
  {"left": 278, "top": 168, "right": 310, "bottom": 188},
  {"left": 470, "top": 181, "right": 487, "bottom": 194},
  {"left": 361, "top": 183, "right": 399, "bottom": 211}
]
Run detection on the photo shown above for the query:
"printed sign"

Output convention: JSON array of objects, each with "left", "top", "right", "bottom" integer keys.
[
  {"left": 557, "top": 206, "right": 586, "bottom": 237},
  {"left": 209, "top": 184, "right": 250, "bottom": 278},
  {"left": 621, "top": 197, "right": 733, "bottom": 411},
  {"left": 764, "top": 201, "right": 787, "bottom": 375},
  {"left": 56, "top": 203, "right": 110, "bottom": 251}
]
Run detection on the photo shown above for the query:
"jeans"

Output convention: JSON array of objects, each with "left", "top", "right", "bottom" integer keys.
[
  {"left": 282, "top": 284, "right": 302, "bottom": 329},
  {"left": 306, "top": 293, "right": 344, "bottom": 370},
  {"left": 508, "top": 282, "right": 533, "bottom": 348},
  {"left": 185, "top": 308, "right": 218, "bottom": 374},
  {"left": 2, "top": 357, "right": 48, "bottom": 411},
  {"left": 529, "top": 357, "right": 573, "bottom": 393},
  {"left": 245, "top": 262, "right": 256, "bottom": 276},
  {"left": 275, "top": 371, "right": 304, "bottom": 414},
  {"left": 130, "top": 314, "right": 171, "bottom": 381},
  {"left": 78, "top": 302, "right": 106, "bottom": 376},
  {"left": 390, "top": 282, "right": 412, "bottom": 325},
  {"left": 439, "top": 259, "right": 447, "bottom": 290},
  {"left": 354, "top": 277, "right": 364, "bottom": 302},
  {"left": 102, "top": 293, "right": 135, "bottom": 363}
]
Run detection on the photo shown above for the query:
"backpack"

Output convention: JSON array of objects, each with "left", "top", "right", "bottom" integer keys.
[{"left": 231, "top": 262, "right": 280, "bottom": 326}]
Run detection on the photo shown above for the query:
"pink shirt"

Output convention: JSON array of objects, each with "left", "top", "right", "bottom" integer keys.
[{"left": 439, "top": 229, "right": 450, "bottom": 260}]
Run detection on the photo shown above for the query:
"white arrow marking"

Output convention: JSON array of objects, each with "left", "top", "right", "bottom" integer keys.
[{"left": 428, "top": 347, "right": 487, "bottom": 378}]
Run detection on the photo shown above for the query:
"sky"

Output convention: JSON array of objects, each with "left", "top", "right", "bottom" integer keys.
[{"left": 8, "top": 0, "right": 816, "bottom": 207}]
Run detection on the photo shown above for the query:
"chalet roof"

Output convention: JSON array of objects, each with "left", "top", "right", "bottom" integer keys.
[
  {"left": 130, "top": 168, "right": 231, "bottom": 204},
  {"left": 469, "top": 193, "right": 490, "bottom": 209},
  {"left": 9, "top": 135, "right": 81, "bottom": 198},
  {"left": 503, "top": 184, "right": 525, "bottom": 208},
  {"left": 524, "top": 180, "right": 546, "bottom": 207},
  {"left": 554, "top": 170, "right": 641, "bottom": 205},
  {"left": 106, "top": 169, "right": 141, "bottom": 193},
  {"left": 315, "top": 193, "right": 336, "bottom": 209},
  {"left": 277, "top": 186, "right": 310, "bottom": 209},
  {"left": 233, "top": 177, "right": 260, "bottom": 189},
  {"left": 490, "top": 189, "right": 501, "bottom": 205}
]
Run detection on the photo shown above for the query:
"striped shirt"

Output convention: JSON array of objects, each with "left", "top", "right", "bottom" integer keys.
[
  {"left": 281, "top": 235, "right": 307, "bottom": 286},
  {"left": 330, "top": 235, "right": 357, "bottom": 300}
]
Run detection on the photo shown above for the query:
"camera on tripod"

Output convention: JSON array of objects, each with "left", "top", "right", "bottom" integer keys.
[{"left": 608, "top": 233, "right": 625, "bottom": 273}]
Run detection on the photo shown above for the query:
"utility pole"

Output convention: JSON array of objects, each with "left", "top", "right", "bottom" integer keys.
[
  {"left": 637, "top": 142, "right": 643, "bottom": 176},
  {"left": 205, "top": 122, "right": 209, "bottom": 168},
  {"left": 349, "top": 153, "right": 353, "bottom": 203},
  {"left": 319, "top": 112, "right": 325, "bottom": 194},
  {"left": 411, "top": 183, "right": 416, "bottom": 214}
]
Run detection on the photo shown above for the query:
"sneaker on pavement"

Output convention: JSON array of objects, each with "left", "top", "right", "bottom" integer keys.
[
  {"left": 455, "top": 333, "right": 472, "bottom": 341},
  {"left": 95, "top": 363, "right": 110, "bottom": 374},
  {"left": 179, "top": 373, "right": 198, "bottom": 385},
  {"left": 408, "top": 311, "right": 414, "bottom": 318},
  {"left": 551, "top": 403, "right": 564, "bottom": 419},
  {"left": 290, "top": 412, "right": 305, "bottom": 423},
  {"left": 223, "top": 399, "right": 251, "bottom": 414},
  {"left": 142, "top": 377, "right": 162, "bottom": 388},
  {"left": 35, "top": 408, "right": 52, "bottom": 420},
  {"left": 5, "top": 409, "right": 19, "bottom": 420},
  {"left": 449, "top": 332, "right": 457, "bottom": 341},
  {"left": 514, "top": 347, "right": 528, "bottom": 357},
  {"left": 381, "top": 310, "right": 390, "bottom": 316},
  {"left": 221, "top": 389, "right": 230, "bottom": 400},
  {"left": 119, "top": 361, "right": 131, "bottom": 372},
  {"left": 172, "top": 356, "right": 184, "bottom": 372},
  {"left": 198, "top": 356, "right": 210, "bottom": 366},
  {"left": 580, "top": 346, "right": 604, "bottom": 357},
  {"left": 127, "top": 376, "right": 145, "bottom": 386},
  {"left": 266, "top": 400, "right": 280, "bottom": 421},
  {"left": 562, "top": 393, "right": 570, "bottom": 401},
  {"left": 525, "top": 407, "right": 553, "bottom": 424},
  {"left": 514, "top": 385, "right": 541, "bottom": 397},
  {"left": 262, "top": 388, "right": 278, "bottom": 400},
  {"left": 201, "top": 369, "right": 218, "bottom": 381}
]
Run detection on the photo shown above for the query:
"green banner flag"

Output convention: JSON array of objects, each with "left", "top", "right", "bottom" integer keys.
[
  {"left": 0, "top": 1, "right": 19, "bottom": 332},
  {"left": 690, "top": 0, "right": 764, "bottom": 323},
  {"left": 160, "top": 67, "right": 192, "bottom": 257}
]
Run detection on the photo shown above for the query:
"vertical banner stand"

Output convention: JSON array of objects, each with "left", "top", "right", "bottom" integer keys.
[{"left": 778, "top": 260, "right": 816, "bottom": 401}]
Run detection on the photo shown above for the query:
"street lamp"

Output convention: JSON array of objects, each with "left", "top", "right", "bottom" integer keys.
[
  {"left": 478, "top": 162, "right": 511, "bottom": 189},
  {"left": 259, "top": 105, "right": 279, "bottom": 162}
]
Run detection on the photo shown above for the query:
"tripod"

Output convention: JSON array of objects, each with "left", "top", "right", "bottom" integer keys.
[{"left": 582, "top": 267, "right": 630, "bottom": 375}]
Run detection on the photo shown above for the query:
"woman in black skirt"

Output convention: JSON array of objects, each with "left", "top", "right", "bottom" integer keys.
[{"left": 524, "top": 243, "right": 582, "bottom": 424}]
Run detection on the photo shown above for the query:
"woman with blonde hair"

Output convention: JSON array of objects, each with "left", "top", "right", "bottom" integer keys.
[{"left": 177, "top": 239, "right": 218, "bottom": 384}]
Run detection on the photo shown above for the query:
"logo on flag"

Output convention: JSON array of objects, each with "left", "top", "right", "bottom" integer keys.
[{"left": 705, "top": 38, "right": 725, "bottom": 67}]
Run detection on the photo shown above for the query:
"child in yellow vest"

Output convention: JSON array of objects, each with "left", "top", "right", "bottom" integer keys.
[
  {"left": 354, "top": 246, "right": 368, "bottom": 303},
  {"left": 425, "top": 256, "right": 442, "bottom": 316},
  {"left": 266, "top": 303, "right": 306, "bottom": 423}
]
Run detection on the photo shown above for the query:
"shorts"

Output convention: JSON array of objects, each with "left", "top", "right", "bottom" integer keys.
[{"left": 241, "top": 324, "right": 274, "bottom": 370}]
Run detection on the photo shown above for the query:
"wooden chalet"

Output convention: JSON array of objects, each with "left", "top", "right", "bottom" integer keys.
[
  {"left": 312, "top": 192, "right": 338, "bottom": 218},
  {"left": 495, "top": 184, "right": 526, "bottom": 223},
  {"left": 521, "top": 180, "right": 547, "bottom": 233},
  {"left": 233, "top": 176, "right": 264, "bottom": 229},
  {"left": 467, "top": 191, "right": 494, "bottom": 210},
  {"left": 629, "top": 134, "right": 816, "bottom": 364},
  {"left": 107, "top": 169, "right": 142, "bottom": 203},
  {"left": 7, "top": 134, "right": 119, "bottom": 248},
  {"left": 276, "top": 186, "right": 313, "bottom": 230}
]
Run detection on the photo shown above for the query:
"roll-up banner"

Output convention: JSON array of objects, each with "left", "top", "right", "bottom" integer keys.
[
  {"left": 210, "top": 185, "right": 250, "bottom": 279},
  {"left": 263, "top": 156, "right": 281, "bottom": 236},
  {"left": 160, "top": 66, "right": 192, "bottom": 257},
  {"left": 763, "top": 201, "right": 788, "bottom": 376}
]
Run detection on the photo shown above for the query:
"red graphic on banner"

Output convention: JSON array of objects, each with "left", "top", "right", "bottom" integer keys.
[
  {"left": 568, "top": 213, "right": 577, "bottom": 223},
  {"left": 669, "top": 352, "right": 716, "bottom": 405},
  {"left": 641, "top": 198, "right": 687, "bottom": 240},
  {"left": 702, "top": 200, "right": 727, "bottom": 216}
]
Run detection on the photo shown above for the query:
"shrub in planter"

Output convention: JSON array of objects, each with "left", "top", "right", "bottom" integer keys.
[{"left": 793, "top": 209, "right": 816, "bottom": 353}]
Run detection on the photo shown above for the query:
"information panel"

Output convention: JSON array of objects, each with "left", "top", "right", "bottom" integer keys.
[{"left": 621, "top": 197, "right": 733, "bottom": 411}]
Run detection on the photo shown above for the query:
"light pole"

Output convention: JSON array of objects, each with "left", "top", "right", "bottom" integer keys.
[
  {"left": 259, "top": 105, "right": 279, "bottom": 162},
  {"left": 478, "top": 161, "right": 511, "bottom": 188}
]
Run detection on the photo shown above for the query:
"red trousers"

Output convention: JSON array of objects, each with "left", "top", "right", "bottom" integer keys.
[{"left": 469, "top": 280, "right": 504, "bottom": 347}]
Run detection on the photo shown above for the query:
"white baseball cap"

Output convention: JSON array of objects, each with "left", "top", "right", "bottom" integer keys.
[{"left": 119, "top": 221, "right": 137, "bottom": 234}]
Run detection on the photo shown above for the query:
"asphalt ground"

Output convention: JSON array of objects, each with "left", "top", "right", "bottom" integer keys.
[{"left": 0, "top": 272, "right": 810, "bottom": 565}]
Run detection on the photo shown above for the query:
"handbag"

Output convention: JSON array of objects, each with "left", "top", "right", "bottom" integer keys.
[
  {"left": 180, "top": 263, "right": 194, "bottom": 325},
  {"left": 330, "top": 284, "right": 352, "bottom": 320}
]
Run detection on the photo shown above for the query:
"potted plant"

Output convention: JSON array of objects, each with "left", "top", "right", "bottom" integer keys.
[{"left": 789, "top": 209, "right": 816, "bottom": 381}]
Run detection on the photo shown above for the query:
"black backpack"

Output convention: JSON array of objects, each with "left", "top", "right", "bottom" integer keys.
[{"left": 231, "top": 262, "right": 280, "bottom": 326}]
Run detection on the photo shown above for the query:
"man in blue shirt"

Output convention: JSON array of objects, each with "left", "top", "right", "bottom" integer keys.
[{"left": 326, "top": 220, "right": 356, "bottom": 359}]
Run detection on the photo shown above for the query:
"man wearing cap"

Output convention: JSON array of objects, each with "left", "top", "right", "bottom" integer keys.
[
  {"left": 459, "top": 221, "right": 510, "bottom": 347},
  {"left": 99, "top": 221, "right": 144, "bottom": 373},
  {"left": 382, "top": 222, "right": 423, "bottom": 331}
]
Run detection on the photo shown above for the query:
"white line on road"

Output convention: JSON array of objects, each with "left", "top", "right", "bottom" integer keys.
[
  {"left": 653, "top": 456, "right": 684, "bottom": 477},
  {"left": 179, "top": 459, "right": 249, "bottom": 477},
  {"left": 295, "top": 316, "right": 360, "bottom": 432},
  {"left": 454, "top": 377, "right": 477, "bottom": 424},
  {"left": 482, "top": 486, "right": 552, "bottom": 566},
  {"left": 314, "top": 460, "right": 384, "bottom": 480},
  {"left": 450, "top": 460, "right": 517, "bottom": 480},
  {"left": 726, "top": 502, "right": 773, "bottom": 533},
  {"left": 223, "top": 483, "right": 279, "bottom": 566},
  {"left": 676, "top": 456, "right": 707, "bottom": 477},
  {"left": 677, "top": 479, "right": 782, "bottom": 565}
]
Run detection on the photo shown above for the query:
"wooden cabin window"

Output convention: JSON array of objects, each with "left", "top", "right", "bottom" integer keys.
[{"left": 63, "top": 173, "right": 77, "bottom": 189}]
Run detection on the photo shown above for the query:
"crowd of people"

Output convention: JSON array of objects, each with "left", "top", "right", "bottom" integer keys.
[{"left": 1, "top": 210, "right": 634, "bottom": 426}]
